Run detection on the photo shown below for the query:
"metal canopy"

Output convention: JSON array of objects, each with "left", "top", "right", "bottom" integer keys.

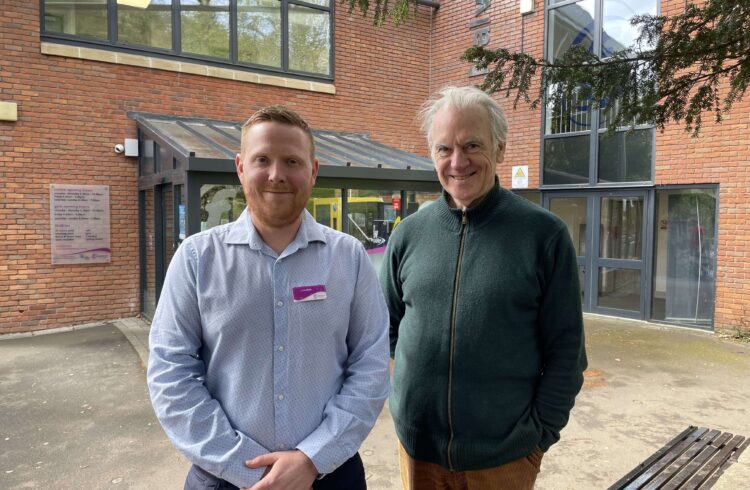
[{"left": 129, "top": 112, "right": 436, "bottom": 182}]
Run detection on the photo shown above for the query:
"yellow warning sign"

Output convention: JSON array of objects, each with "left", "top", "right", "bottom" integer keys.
[{"left": 514, "top": 168, "right": 526, "bottom": 178}]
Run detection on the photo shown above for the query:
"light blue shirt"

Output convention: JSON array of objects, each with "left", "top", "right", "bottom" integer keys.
[{"left": 147, "top": 208, "right": 390, "bottom": 488}]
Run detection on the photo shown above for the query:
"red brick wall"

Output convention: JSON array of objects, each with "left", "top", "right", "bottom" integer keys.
[
  {"left": 429, "top": 0, "right": 545, "bottom": 189},
  {"left": 0, "top": 1, "right": 432, "bottom": 333},
  {"left": 657, "top": 0, "right": 750, "bottom": 331}
]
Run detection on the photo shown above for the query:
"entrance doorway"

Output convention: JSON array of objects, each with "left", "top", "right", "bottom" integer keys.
[{"left": 544, "top": 190, "right": 651, "bottom": 319}]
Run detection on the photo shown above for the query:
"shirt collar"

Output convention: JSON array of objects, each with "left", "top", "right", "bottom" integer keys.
[{"left": 224, "top": 207, "right": 327, "bottom": 251}]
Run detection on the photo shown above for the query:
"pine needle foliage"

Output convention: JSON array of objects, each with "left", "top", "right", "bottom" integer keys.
[{"left": 463, "top": 0, "right": 750, "bottom": 135}]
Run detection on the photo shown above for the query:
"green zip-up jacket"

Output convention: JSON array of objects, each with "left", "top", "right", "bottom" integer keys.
[{"left": 380, "top": 183, "right": 587, "bottom": 471}]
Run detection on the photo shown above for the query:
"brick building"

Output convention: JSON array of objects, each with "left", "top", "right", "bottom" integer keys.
[{"left": 1, "top": 0, "right": 746, "bottom": 333}]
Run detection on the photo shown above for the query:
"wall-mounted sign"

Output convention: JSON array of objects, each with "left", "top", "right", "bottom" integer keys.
[
  {"left": 50, "top": 184, "right": 111, "bottom": 264},
  {"left": 512, "top": 165, "right": 529, "bottom": 189},
  {"left": 468, "top": 0, "right": 492, "bottom": 77}
]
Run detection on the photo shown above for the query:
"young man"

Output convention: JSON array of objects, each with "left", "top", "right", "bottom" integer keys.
[
  {"left": 148, "top": 106, "right": 390, "bottom": 490},
  {"left": 381, "top": 86, "right": 587, "bottom": 489}
]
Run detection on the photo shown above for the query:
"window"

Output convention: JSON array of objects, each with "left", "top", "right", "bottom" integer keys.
[
  {"left": 651, "top": 188, "right": 717, "bottom": 327},
  {"left": 543, "top": 0, "right": 657, "bottom": 186},
  {"left": 42, "top": 0, "right": 333, "bottom": 78}
]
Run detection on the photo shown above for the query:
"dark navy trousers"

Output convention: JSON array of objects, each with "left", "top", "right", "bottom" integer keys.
[{"left": 184, "top": 453, "right": 366, "bottom": 490}]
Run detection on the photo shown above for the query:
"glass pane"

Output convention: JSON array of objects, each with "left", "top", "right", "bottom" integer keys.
[
  {"left": 44, "top": 0, "right": 108, "bottom": 40},
  {"left": 200, "top": 185, "right": 246, "bottom": 231},
  {"left": 148, "top": 120, "right": 227, "bottom": 158},
  {"left": 238, "top": 0, "right": 281, "bottom": 67},
  {"left": 185, "top": 122, "right": 240, "bottom": 154},
  {"left": 549, "top": 197, "right": 587, "bottom": 257},
  {"left": 288, "top": 4, "right": 330, "bottom": 75},
  {"left": 598, "top": 267, "right": 640, "bottom": 311},
  {"left": 543, "top": 135, "right": 590, "bottom": 185},
  {"left": 599, "top": 197, "right": 643, "bottom": 260},
  {"left": 299, "top": 0, "right": 330, "bottom": 6},
  {"left": 405, "top": 190, "right": 441, "bottom": 216},
  {"left": 164, "top": 185, "right": 176, "bottom": 267},
  {"left": 118, "top": 0, "right": 173, "bottom": 50},
  {"left": 545, "top": 85, "right": 592, "bottom": 135},
  {"left": 598, "top": 129, "right": 653, "bottom": 183},
  {"left": 306, "top": 188, "right": 342, "bottom": 229},
  {"left": 142, "top": 188, "right": 156, "bottom": 319},
  {"left": 601, "top": 0, "right": 657, "bottom": 57},
  {"left": 546, "top": 0, "right": 595, "bottom": 63},
  {"left": 181, "top": 0, "right": 230, "bottom": 59},
  {"left": 345, "top": 190, "right": 400, "bottom": 272},
  {"left": 651, "top": 189, "right": 717, "bottom": 325},
  {"left": 140, "top": 139, "right": 155, "bottom": 176}
]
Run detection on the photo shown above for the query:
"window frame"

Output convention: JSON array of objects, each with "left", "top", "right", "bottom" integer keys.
[
  {"left": 40, "top": 0, "right": 335, "bottom": 81},
  {"left": 540, "top": 0, "right": 658, "bottom": 188}
]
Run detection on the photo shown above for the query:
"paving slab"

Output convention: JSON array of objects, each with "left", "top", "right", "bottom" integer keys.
[{"left": 2, "top": 315, "right": 749, "bottom": 489}]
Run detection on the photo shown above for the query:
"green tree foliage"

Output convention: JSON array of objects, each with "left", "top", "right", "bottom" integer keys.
[{"left": 463, "top": 0, "right": 750, "bottom": 135}]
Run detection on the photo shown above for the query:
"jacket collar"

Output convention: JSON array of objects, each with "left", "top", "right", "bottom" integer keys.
[{"left": 436, "top": 177, "right": 505, "bottom": 232}]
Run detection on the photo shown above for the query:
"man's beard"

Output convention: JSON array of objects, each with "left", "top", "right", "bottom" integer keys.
[{"left": 246, "top": 185, "right": 310, "bottom": 229}]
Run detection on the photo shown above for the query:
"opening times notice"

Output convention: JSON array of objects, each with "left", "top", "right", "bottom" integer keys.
[{"left": 50, "top": 184, "right": 111, "bottom": 265}]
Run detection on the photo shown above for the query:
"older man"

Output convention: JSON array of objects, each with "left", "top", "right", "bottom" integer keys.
[
  {"left": 148, "top": 106, "right": 390, "bottom": 490},
  {"left": 381, "top": 86, "right": 587, "bottom": 489}
]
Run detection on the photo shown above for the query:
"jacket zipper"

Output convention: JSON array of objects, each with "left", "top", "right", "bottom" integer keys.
[{"left": 447, "top": 210, "right": 468, "bottom": 471}]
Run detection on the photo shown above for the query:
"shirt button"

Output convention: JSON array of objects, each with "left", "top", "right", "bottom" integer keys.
[
  {"left": 276, "top": 301, "right": 283, "bottom": 307},
  {"left": 277, "top": 345, "right": 284, "bottom": 352},
  {"left": 278, "top": 394, "right": 284, "bottom": 400}
]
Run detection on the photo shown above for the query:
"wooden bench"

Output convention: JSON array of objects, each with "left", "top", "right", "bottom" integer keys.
[{"left": 608, "top": 426, "right": 749, "bottom": 489}]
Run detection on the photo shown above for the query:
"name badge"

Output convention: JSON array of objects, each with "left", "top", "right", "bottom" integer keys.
[{"left": 292, "top": 285, "right": 327, "bottom": 302}]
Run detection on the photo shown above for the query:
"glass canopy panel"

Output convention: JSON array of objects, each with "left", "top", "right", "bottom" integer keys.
[
  {"left": 237, "top": 0, "right": 282, "bottom": 68},
  {"left": 185, "top": 122, "right": 240, "bottom": 154},
  {"left": 118, "top": 0, "right": 173, "bottom": 50},
  {"left": 147, "top": 120, "right": 227, "bottom": 158},
  {"left": 180, "top": 0, "right": 230, "bottom": 60},
  {"left": 288, "top": 4, "right": 330, "bottom": 75},
  {"left": 44, "top": 0, "right": 108, "bottom": 40}
]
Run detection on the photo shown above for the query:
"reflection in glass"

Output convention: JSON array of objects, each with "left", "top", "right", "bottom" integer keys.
[
  {"left": 142, "top": 188, "right": 156, "bottom": 319},
  {"left": 200, "top": 185, "right": 245, "bottom": 231},
  {"left": 238, "top": 0, "right": 281, "bottom": 67},
  {"left": 598, "top": 267, "right": 640, "bottom": 311},
  {"left": 44, "top": 0, "right": 108, "bottom": 40},
  {"left": 546, "top": 0, "right": 595, "bottom": 63},
  {"left": 549, "top": 197, "right": 587, "bottom": 257},
  {"left": 288, "top": 4, "right": 330, "bottom": 75},
  {"left": 118, "top": 0, "right": 172, "bottom": 50},
  {"left": 651, "top": 189, "right": 716, "bottom": 326},
  {"left": 181, "top": 0, "right": 230, "bottom": 59},
  {"left": 543, "top": 135, "right": 590, "bottom": 185},
  {"left": 545, "top": 84, "right": 592, "bottom": 135},
  {"left": 599, "top": 197, "right": 643, "bottom": 260},
  {"left": 346, "top": 190, "right": 398, "bottom": 251},
  {"left": 598, "top": 129, "right": 653, "bottom": 183},
  {"left": 405, "top": 191, "right": 441, "bottom": 216},
  {"left": 306, "top": 188, "right": 342, "bottom": 229},
  {"left": 601, "top": 0, "right": 657, "bottom": 57}
]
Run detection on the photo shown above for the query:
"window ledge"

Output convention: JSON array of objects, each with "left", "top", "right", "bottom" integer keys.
[{"left": 41, "top": 42, "right": 336, "bottom": 95}]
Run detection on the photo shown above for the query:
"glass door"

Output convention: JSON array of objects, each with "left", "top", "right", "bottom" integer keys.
[
  {"left": 545, "top": 190, "right": 651, "bottom": 319},
  {"left": 547, "top": 195, "right": 592, "bottom": 307},
  {"left": 591, "top": 191, "right": 650, "bottom": 318}
]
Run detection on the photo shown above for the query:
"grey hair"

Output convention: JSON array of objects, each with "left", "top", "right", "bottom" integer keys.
[{"left": 418, "top": 86, "right": 508, "bottom": 151}]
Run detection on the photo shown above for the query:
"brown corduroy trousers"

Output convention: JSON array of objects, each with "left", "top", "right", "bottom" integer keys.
[{"left": 398, "top": 443, "right": 544, "bottom": 490}]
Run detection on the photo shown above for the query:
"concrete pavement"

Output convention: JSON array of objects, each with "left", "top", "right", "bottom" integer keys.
[{"left": 1, "top": 315, "right": 748, "bottom": 489}]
